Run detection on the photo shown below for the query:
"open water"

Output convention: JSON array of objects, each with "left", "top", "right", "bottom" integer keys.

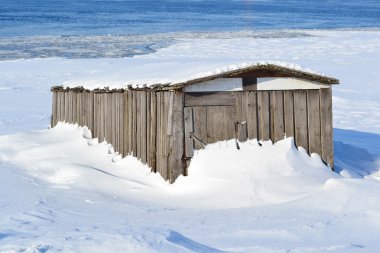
[{"left": 0, "top": 0, "right": 379, "bottom": 59}]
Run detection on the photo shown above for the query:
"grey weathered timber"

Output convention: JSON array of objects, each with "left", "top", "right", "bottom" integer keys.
[
  {"left": 246, "top": 91, "right": 258, "bottom": 140},
  {"left": 149, "top": 92, "right": 157, "bottom": 172},
  {"left": 64, "top": 91, "right": 69, "bottom": 122},
  {"left": 136, "top": 91, "right": 142, "bottom": 159},
  {"left": 257, "top": 92, "right": 270, "bottom": 141},
  {"left": 141, "top": 91, "right": 148, "bottom": 164},
  {"left": 51, "top": 91, "right": 57, "bottom": 126},
  {"left": 155, "top": 92, "right": 162, "bottom": 174},
  {"left": 127, "top": 91, "right": 133, "bottom": 154},
  {"left": 192, "top": 106, "right": 207, "bottom": 149},
  {"left": 234, "top": 92, "right": 244, "bottom": 123},
  {"left": 320, "top": 88, "right": 334, "bottom": 168},
  {"left": 185, "top": 92, "right": 235, "bottom": 107},
  {"left": 71, "top": 90, "right": 77, "bottom": 124},
  {"left": 206, "top": 106, "right": 235, "bottom": 143},
  {"left": 111, "top": 93, "right": 117, "bottom": 152},
  {"left": 168, "top": 91, "right": 184, "bottom": 182},
  {"left": 271, "top": 91, "right": 284, "bottom": 142},
  {"left": 123, "top": 91, "right": 129, "bottom": 157},
  {"left": 293, "top": 90, "right": 309, "bottom": 152},
  {"left": 283, "top": 90, "right": 294, "bottom": 138},
  {"left": 184, "top": 107, "right": 194, "bottom": 162},
  {"left": 146, "top": 91, "right": 151, "bottom": 167},
  {"left": 307, "top": 90, "right": 321, "bottom": 156},
  {"left": 132, "top": 91, "right": 137, "bottom": 156},
  {"left": 162, "top": 92, "right": 170, "bottom": 179}
]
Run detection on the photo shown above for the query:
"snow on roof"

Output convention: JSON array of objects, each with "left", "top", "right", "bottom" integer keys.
[{"left": 58, "top": 60, "right": 339, "bottom": 91}]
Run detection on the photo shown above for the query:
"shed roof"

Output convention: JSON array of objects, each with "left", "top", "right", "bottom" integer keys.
[{"left": 54, "top": 61, "right": 339, "bottom": 91}]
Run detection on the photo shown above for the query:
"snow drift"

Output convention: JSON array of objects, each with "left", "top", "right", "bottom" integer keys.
[{"left": 0, "top": 123, "right": 336, "bottom": 209}]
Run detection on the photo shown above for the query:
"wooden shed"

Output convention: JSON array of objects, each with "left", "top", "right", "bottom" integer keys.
[{"left": 51, "top": 63, "right": 339, "bottom": 182}]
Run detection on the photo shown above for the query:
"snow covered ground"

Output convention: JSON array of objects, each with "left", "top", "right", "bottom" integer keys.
[{"left": 0, "top": 30, "right": 380, "bottom": 252}]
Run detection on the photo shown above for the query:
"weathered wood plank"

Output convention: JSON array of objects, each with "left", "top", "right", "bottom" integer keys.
[
  {"left": 54, "top": 92, "right": 59, "bottom": 124},
  {"left": 155, "top": 92, "right": 162, "bottom": 174},
  {"left": 136, "top": 91, "right": 141, "bottom": 159},
  {"left": 307, "top": 90, "right": 321, "bottom": 156},
  {"left": 283, "top": 90, "right": 294, "bottom": 139},
  {"left": 114, "top": 93, "right": 119, "bottom": 153},
  {"left": 257, "top": 92, "right": 270, "bottom": 141},
  {"left": 206, "top": 106, "right": 235, "bottom": 143},
  {"left": 92, "top": 93, "right": 97, "bottom": 136},
  {"left": 149, "top": 92, "right": 157, "bottom": 172},
  {"left": 161, "top": 92, "right": 170, "bottom": 180},
  {"left": 102, "top": 93, "right": 107, "bottom": 142},
  {"left": 127, "top": 91, "right": 133, "bottom": 154},
  {"left": 102, "top": 93, "right": 106, "bottom": 141},
  {"left": 111, "top": 93, "right": 116, "bottom": 152},
  {"left": 59, "top": 91, "right": 63, "bottom": 123},
  {"left": 141, "top": 91, "right": 147, "bottom": 164},
  {"left": 132, "top": 91, "right": 137, "bottom": 156},
  {"left": 96, "top": 93, "right": 101, "bottom": 141},
  {"left": 320, "top": 88, "right": 334, "bottom": 168},
  {"left": 234, "top": 92, "right": 248, "bottom": 142},
  {"left": 234, "top": 92, "right": 244, "bottom": 123},
  {"left": 64, "top": 91, "right": 70, "bottom": 123},
  {"left": 271, "top": 91, "right": 284, "bottom": 142},
  {"left": 71, "top": 90, "right": 77, "bottom": 124},
  {"left": 156, "top": 92, "right": 167, "bottom": 180},
  {"left": 184, "top": 107, "right": 194, "bottom": 161},
  {"left": 118, "top": 92, "right": 124, "bottom": 157},
  {"left": 293, "top": 90, "right": 309, "bottom": 152},
  {"left": 184, "top": 92, "right": 235, "bottom": 107},
  {"left": 168, "top": 91, "right": 184, "bottom": 182},
  {"left": 167, "top": 92, "right": 174, "bottom": 135},
  {"left": 51, "top": 92, "right": 57, "bottom": 127},
  {"left": 107, "top": 93, "right": 113, "bottom": 145},
  {"left": 62, "top": 91, "right": 66, "bottom": 123},
  {"left": 87, "top": 92, "right": 93, "bottom": 133},
  {"left": 58, "top": 91, "right": 63, "bottom": 123},
  {"left": 77, "top": 92, "right": 82, "bottom": 126},
  {"left": 97, "top": 93, "right": 102, "bottom": 142},
  {"left": 55, "top": 92, "right": 60, "bottom": 123},
  {"left": 192, "top": 106, "right": 207, "bottom": 149},
  {"left": 89, "top": 91, "right": 94, "bottom": 135},
  {"left": 246, "top": 91, "right": 258, "bottom": 140},
  {"left": 146, "top": 91, "right": 151, "bottom": 166},
  {"left": 123, "top": 91, "right": 129, "bottom": 156}
]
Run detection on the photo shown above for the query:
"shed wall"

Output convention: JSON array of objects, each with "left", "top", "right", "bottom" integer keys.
[
  {"left": 51, "top": 89, "right": 184, "bottom": 183},
  {"left": 51, "top": 87, "right": 334, "bottom": 183},
  {"left": 183, "top": 89, "right": 334, "bottom": 168}
]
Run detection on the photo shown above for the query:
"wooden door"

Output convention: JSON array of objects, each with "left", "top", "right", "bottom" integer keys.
[{"left": 184, "top": 92, "right": 237, "bottom": 161}]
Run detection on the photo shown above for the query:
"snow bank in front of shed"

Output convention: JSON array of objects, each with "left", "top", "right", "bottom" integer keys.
[
  {"left": 0, "top": 123, "right": 335, "bottom": 209},
  {"left": 173, "top": 138, "right": 337, "bottom": 208},
  {"left": 61, "top": 59, "right": 326, "bottom": 90}
]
